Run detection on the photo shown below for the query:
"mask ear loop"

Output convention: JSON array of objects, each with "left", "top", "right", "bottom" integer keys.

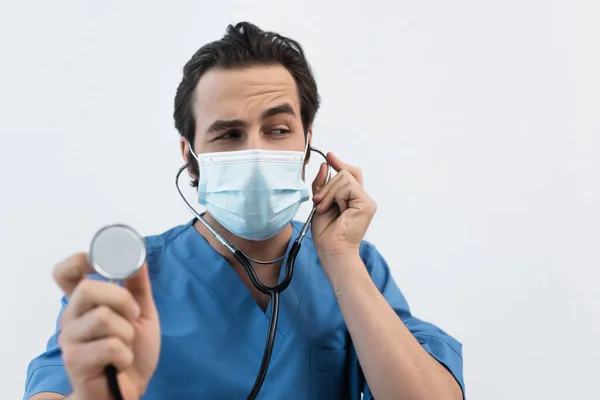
[{"left": 179, "top": 139, "right": 237, "bottom": 252}]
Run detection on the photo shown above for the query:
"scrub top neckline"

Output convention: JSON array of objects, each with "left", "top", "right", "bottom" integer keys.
[{"left": 172, "top": 218, "right": 312, "bottom": 361}]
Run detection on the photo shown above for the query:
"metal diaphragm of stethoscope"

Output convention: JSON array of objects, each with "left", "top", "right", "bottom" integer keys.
[{"left": 89, "top": 146, "right": 331, "bottom": 400}]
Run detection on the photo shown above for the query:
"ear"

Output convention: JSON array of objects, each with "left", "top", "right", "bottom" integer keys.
[
  {"left": 304, "top": 126, "right": 313, "bottom": 165},
  {"left": 180, "top": 137, "right": 189, "bottom": 162},
  {"left": 180, "top": 137, "right": 198, "bottom": 180}
]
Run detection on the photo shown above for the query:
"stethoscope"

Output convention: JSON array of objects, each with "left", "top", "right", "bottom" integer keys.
[{"left": 89, "top": 146, "right": 331, "bottom": 400}]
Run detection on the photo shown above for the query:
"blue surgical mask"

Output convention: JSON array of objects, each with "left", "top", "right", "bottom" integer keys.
[{"left": 188, "top": 145, "right": 310, "bottom": 241}]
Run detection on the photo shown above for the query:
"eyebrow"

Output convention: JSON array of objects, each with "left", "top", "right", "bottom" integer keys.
[
  {"left": 205, "top": 103, "right": 296, "bottom": 134},
  {"left": 261, "top": 103, "right": 296, "bottom": 119},
  {"left": 206, "top": 119, "right": 247, "bottom": 134}
]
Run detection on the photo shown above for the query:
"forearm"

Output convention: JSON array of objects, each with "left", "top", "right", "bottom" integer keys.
[
  {"left": 28, "top": 393, "right": 67, "bottom": 399},
  {"left": 323, "top": 254, "right": 462, "bottom": 400}
]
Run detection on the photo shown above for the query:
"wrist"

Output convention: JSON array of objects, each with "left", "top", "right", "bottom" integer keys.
[
  {"left": 319, "top": 251, "right": 368, "bottom": 287},
  {"left": 318, "top": 248, "right": 360, "bottom": 269}
]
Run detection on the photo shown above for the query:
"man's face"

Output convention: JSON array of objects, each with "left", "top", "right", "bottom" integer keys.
[{"left": 185, "top": 65, "right": 309, "bottom": 156}]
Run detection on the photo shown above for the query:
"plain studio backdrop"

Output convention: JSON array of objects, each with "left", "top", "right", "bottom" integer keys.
[{"left": 1, "top": 0, "right": 598, "bottom": 399}]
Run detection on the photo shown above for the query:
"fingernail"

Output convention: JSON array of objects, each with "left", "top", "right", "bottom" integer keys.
[{"left": 132, "top": 302, "right": 141, "bottom": 318}]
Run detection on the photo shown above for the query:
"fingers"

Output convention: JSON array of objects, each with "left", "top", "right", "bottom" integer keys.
[
  {"left": 311, "top": 153, "right": 362, "bottom": 201},
  {"left": 327, "top": 153, "right": 363, "bottom": 185},
  {"left": 313, "top": 168, "right": 344, "bottom": 202},
  {"left": 55, "top": 253, "right": 156, "bottom": 322},
  {"left": 61, "top": 280, "right": 141, "bottom": 326},
  {"left": 53, "top": 253, "right": 158, "bottom": 393},
  {"left": 60, "top": 305, "right": 135, "bottom": 346},
  {"left": 312, "top": 154, "right": 373, "bottom": 215},
  {"left": 315, "top": 171, "right": 354, "bottom": 213},
  {"left": 124, "top": 264, "right": 158, "bottom": 319},
  {"left": 53, "top": 253, "right": 95, "bottom": 297},
  {"left": 62, "top": 337, "right": 134, "bottom": 382},
  {"left": 312, "top": 153, "right": 363, "bottom": 200},
  {"left": 312, "top": 162, "right": 329, "bottom": 195}
]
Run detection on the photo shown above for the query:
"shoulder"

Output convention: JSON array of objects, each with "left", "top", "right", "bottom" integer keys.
[
  {"left": 142, "top": 219, "right": 198, "bottom": 277},
  {"left": 144, "top": 219, "right": 195, "bottom": 251}
]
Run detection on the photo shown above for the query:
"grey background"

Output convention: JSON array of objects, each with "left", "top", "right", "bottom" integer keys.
[{"left": 1, "top": 0, "right": 598, "bottom": 398}]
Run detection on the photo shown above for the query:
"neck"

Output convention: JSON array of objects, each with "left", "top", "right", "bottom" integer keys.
[{"left": 194, "top": 213, "right": 293, "bottom": 262}]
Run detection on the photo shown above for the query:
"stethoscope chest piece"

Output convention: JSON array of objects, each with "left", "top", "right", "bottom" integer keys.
[{"left": 89, "top": 224, "right": 147, "bottom": 280}]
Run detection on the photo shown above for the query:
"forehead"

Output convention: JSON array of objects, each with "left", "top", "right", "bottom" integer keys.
[{"left": 192, "top": 65, "right": 300, "bottom": 124}]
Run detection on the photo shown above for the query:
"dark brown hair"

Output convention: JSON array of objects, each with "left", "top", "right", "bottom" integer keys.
[{"left": 173, "top": 22, "right": 320, "bottom": 186}]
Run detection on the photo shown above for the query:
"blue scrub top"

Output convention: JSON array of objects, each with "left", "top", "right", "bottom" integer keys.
[{"left": 24, "top": 220, "right": 465, "bottom": 399}]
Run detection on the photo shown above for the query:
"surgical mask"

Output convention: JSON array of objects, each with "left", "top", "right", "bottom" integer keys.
[{"left": 188, "top": 145, "right": 310, "bottom": 241}]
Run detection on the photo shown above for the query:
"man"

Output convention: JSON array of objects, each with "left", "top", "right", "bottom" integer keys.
[{"left": 24, "top": 22, "right": 464, "bottom": 399}]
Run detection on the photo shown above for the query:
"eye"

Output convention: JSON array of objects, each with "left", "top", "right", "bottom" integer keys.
[
  {"left": 218, "top": 130, "right": 242, "bottom": 140},
  {"left": 270, "top": 128, "right": 291, "bottom": 136}
]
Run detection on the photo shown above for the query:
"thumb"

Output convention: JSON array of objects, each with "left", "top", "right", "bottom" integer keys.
[
  {"left": 312, "top": 162, "right": 328, "bottom": 197},
  {"left": 124, "top": 263, "right": 157, "bottom": 319}
]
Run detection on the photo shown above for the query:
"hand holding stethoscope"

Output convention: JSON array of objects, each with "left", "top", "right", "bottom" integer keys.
[
  {"left": 53, "top": 226, "right": 160, "bottom": 400},
  {"left": 310, "top": 152, "right": 377, "bottom": 270}
]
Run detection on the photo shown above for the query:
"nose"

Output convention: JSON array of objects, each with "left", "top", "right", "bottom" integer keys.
[{"left": 245, "top": 130, "right": 270, "bottom": 150}]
